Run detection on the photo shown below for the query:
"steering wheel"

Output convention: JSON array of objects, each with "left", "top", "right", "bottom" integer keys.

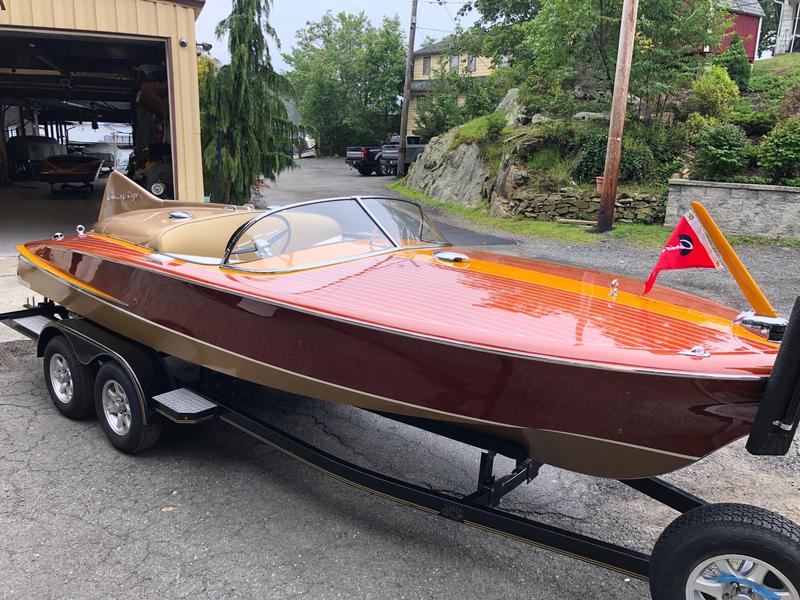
[{"left": 230, "top": 215, "right": 292, "bottom": 259}]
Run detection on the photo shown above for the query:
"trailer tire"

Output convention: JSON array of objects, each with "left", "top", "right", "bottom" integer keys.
[
  {"left": 357, "top": 167, "right": 373, "bottom": 176},
  {"left": 94, "top": 361, "right": 161, "bottom": 454},
  {"left": 650, "top": 503, "right": 800, "bottom": 600},
  {"left": 43, "top": 335, "right": 95, "bottom": 420}
]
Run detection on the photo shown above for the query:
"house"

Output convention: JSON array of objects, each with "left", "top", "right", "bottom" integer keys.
[
  {"left": 408, "top": 37, "right": 495, "bottom": 134},
  {"left": 775, "top": 0, "right": 800, "bottom": 54},
  {"left": 719, "top": 0, "right": 766, "bottom": 61}
]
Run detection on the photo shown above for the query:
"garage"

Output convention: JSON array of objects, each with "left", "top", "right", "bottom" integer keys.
[{"left": 0, "top": 0, "right": 205, "bottom": 255}]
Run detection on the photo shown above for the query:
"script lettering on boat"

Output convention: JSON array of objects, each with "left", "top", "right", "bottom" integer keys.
[{"left": 109, "top": 191, "right": 140, "bottom": 203}]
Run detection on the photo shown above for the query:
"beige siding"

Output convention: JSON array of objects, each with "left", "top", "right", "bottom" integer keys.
[
  {"left": 413, "top": 53, "right": 494, "bottom": 81},
  {"left": 0, "top": 0, "right": 204, "bottom": 201}
]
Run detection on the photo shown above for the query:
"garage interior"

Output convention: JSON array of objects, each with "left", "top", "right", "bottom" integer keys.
[{"left": 0, "top": 30, "right": 175, "bottom": 255}]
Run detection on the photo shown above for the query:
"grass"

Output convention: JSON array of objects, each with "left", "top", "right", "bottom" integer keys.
[
  {"left": 753, "top": 53, "right": 800, "bottom": 76},
  {"left": 386, "top": 181, "right": 670, "bottom": 247},
  {"left": 387, "top": 181, "right": 799, "bottom": 249},
  {"left": 450, "top": 114, "right": 506, "bottom": 147}
]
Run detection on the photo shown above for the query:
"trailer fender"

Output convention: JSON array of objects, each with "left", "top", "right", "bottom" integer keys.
[{"left": 37, "top": 319, "right": 173, "bottom": 426}]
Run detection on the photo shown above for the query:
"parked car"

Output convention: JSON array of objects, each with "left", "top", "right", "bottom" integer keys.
[
  {"left": 380, "top": 135, "right": 426, "bottom": 175},
  {"left": 345, "top": 144, "right": 388, "bottom": 176}
]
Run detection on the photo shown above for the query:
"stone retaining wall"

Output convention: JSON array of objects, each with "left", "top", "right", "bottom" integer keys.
[
  {"left": 492, "top": 188, "right": 664, "bottom": 223},
  {"left": 667, "top": 179, "right": 800, "bottom": 238}
]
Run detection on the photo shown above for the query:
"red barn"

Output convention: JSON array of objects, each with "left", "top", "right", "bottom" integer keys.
[{"left": 719, "top": 0, "right": 766, "bottom": 61}]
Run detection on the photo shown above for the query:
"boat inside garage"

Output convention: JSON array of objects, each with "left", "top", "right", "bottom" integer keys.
[{"left": 0, "top": 31, "right": 176, "bottom": 255}]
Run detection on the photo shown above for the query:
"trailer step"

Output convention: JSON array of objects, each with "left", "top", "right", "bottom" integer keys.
[
  {"left": 12, "top": 315, "right": 53, "bottom": 337},
  {"left": 153, "top": 388, "right": 217, "bottom": 423},
  {"left": 0, "top": 314, "right": 53, "bottom": 340}
]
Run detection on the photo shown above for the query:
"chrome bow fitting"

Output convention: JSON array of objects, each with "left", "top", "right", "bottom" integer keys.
[{"left": 735, "top": 311, "right": 788, "bottom": 342}]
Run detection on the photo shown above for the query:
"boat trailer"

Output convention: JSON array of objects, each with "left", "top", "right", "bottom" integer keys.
[
  {"left": 0, "top": 299, "right": 701, "bottom": 580},
  {"left": 3, "top": 299, "right": 800, "bottom": 597}
]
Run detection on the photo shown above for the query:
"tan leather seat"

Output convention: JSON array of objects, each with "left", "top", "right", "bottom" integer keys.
[{"left": 151, "top": 212, "right": 261, "bottom": 258}]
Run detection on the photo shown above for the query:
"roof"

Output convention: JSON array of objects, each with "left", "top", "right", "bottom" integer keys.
[
  {"left": 414, "top": 36, "right": 455, "bottom": 57},
  {"left": 720, "top": 0, "right": 765, "bottom": 18}
]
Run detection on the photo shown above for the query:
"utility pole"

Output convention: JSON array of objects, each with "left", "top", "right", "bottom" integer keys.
[
  {"left": 596, "top": 0, "right": 640, "bottom": 233},
  {"left": 397, "top": 0, "right": 419, "bottom": 179}
]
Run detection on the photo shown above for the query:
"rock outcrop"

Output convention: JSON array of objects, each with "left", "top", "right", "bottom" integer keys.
[
  {"left": 404, "top": 129, "right": 493, "bottom": 207},
  {"left": 496, "top": 88, "right": 528, "bottom": 127},
  {"left": 405, "top": 111, "right": 665, "bottom": 226}
]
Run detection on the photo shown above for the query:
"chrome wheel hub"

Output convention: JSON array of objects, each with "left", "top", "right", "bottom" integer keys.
[
  {"left": 687, "top": 555, "right": 798, "bottom": 600},
  {"left": 49, "top": 353, "right": 74, "bottom": 404},
  {"left": 101, "top": 380, "right": 131, "bottom": 436}
]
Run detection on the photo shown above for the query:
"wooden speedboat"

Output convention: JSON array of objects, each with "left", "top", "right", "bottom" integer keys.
[
  {"left": 15, "top": 173, "right": 793, "bottom": 479},
  {"left": 39, "top": 154, "right": 103, "bottom": 189}
]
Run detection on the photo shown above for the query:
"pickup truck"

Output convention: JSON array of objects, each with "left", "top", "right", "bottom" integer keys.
[
  {"left": 345, "top": 145, "right": 388, "bottom": 176},
  {"left": 380, "top": 135, "right": 427, "bottom": 174}
]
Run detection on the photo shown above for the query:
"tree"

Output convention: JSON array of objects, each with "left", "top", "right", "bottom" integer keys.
[
  {"left": 716, "top": 33, "right": 751, "bottom": 91},
  {"left": 460, "top": 0, "right": 726, "bottom": 120},
  {"left": 416, "top": 63, "right": 506, "bottom": 139},
  {"left": 199, "top": 0, "right": 301, "bottom": 204},
  {"left": 757, "top": 0, "right": 778, "bottom": 58},
  {"left": 284, "top": 12, "right": 405, "bottom": 156}
]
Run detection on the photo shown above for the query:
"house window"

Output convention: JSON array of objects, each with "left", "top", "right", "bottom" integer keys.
[
  {"left": 422, "top": 56, "right": 431, "bottom": 76},
  {"left": 450, "top": 55, "right": 460, "bottom": 72},
  {"left": 467, "top": 56, "right": 477, "bottom": 72}
]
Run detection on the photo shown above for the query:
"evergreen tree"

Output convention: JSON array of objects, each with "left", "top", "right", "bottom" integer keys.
[
  {"left": 716, "top": 34, "right": 752, "bottom": 91},
  {"left": 200, "top": 0, "right": 301, "bottom": 204}
]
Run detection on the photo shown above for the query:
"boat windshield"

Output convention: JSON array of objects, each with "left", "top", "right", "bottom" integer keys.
[{"left": 223, "top": 197, "right": 449, "bottom": 273}]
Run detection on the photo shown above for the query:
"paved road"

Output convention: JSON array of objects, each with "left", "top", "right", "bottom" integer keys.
[
  {"left": 257, "top": 158, "right": 513, "bottom": 248},
  {"left": 2, "top": 158, "right": 799, "bottom": 599}
]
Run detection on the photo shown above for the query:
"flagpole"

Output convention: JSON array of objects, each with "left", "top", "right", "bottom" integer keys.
[{"left": 691, "top": 202, "right": 778, "bottom": 318}]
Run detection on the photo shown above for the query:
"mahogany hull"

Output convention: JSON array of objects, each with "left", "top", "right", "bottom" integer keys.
[{"left": 17, "top": 239, "right": 770, "bottom": 479}]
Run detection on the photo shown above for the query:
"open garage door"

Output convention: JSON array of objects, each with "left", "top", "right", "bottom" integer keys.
[{"left": 0, "top": 30, "right": 176, "bottom": 255}]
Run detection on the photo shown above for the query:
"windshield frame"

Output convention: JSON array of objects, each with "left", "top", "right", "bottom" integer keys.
[{"left": 221, "top": 195, "right": 451, "bottom": 274}]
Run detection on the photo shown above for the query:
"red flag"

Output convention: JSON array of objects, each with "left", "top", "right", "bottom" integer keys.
[{"left": 643, "top": 211, "right": 721, "bottom": 295}]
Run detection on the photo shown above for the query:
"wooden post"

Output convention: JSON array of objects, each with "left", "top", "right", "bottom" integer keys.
[
  {"left": 596, "top": 0, "right": 640, "bottom": 233},
  {"left": 397, "top": 0, "right": 419, "bottom": 179}
]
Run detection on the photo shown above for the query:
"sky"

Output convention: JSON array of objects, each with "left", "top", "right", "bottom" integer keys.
[{"left": 194, "top": 0, "right": 478, "bottom": 72}]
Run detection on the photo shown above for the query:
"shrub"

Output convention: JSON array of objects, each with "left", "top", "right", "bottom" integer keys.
[
  {"left": 693, "top": 122, "right": 750, "bottom": 178},
  {"left": 620, "top": 138, "right": 656, "bottom": 181},
  {"left": 687, "top": 65, "right": 740, "bottom": 118},
  {"left": 715, "top": 34, "right": 751, "bottom": 91},
  {"left": 779, "top": 85, "right": 800, "bottom": 119},
  {"left": 572, "top": 134, "right": 655, "bottom": 183},
  {"left": 729, "top": 110, "right": 777, "bottom": 136},
  {"left": 758, "top": 117, "right": 800, "bottom": 180},
  {"left": 485, "top": 113, "right": 506, "bottom": 142},
  {"left": 683, "top": 112, "right": 718, "bottom": 140}
]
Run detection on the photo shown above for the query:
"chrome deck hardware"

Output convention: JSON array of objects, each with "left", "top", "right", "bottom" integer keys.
[
  {"left": 169, "top": 210, "right": 192, "bottom": 220},
  {"left": 76, "top": 225, "right": 86, "bottom": 238},
  {"left": 678, "top": 346, "right": 711, "bottom": 358},
  {"left": 51, "top": 232, "right": 64, "bottom": 241},
  {"left": 434, "top": 251, "right": 470, "bottom": 264},
  {"left": 735, "top": 311, "right": 788, "bottom": 342},
  {"left": 609, "top": 279, "right": 620, "bottom": 299}
]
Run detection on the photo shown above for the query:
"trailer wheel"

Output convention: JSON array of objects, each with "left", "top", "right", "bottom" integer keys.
[
  {"left": 650, "top": 503, "right": 800, "bottom": 600},
  {"left": 357, "top": 167, "right": 373, "bottom": 176},
  {"left": 94, "top": 361, "right": 161, "bottom": 454},
  {"left": 43, "top": 336, "right": 95, "bottom": 419}
]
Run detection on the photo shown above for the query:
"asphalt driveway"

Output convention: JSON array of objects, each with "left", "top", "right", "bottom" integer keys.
[{"left": 1, "top": 158, "right": 799, "bottom": 599}]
